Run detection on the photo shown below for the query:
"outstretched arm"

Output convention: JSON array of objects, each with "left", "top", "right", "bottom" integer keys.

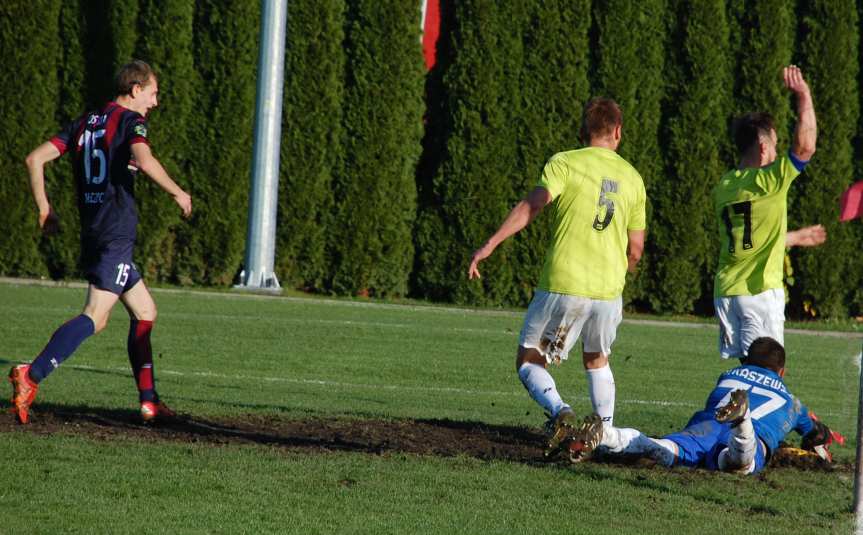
[
  {"left": 786, "top": 224, "right": 826, "bottom": 248},
  {"left": 131, "top": 143, "right": 192, "bottom": 218},
  {"left": 799, "top": 410, "right": 845, "bottom": 462},
  {"left": 25, "top": 142, "right": 62, "bottom": 234},
  {"left": 468, "top": 186, "right": 552, "bottom": 280},
  {"left": 785, "top": 65, "right": 816, "bottom": 161}
]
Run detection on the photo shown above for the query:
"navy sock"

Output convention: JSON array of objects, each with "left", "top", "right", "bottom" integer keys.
[{"left": 29, "top": 315, "right": 96, "bottom": 383}]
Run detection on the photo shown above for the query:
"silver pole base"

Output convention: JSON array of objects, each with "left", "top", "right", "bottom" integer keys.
[{"left": 234, "top": 268, "right": 281, "bottom": 293}]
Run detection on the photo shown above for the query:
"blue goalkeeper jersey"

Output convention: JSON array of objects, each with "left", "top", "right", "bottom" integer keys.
[{"left": 686, "top": 364, "right": 814, "bottom": 453}]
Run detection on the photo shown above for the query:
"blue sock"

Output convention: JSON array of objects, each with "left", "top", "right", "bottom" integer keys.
[{"left": 29, "top": 315, "right": 96, "bottom": 383}]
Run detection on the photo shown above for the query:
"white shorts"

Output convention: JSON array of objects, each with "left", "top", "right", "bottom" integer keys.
[
  {"left": 518, "top": 290, "right": 623, "bottom": 364},
  {"left": 714, "top": 288, "right": 785, "bottom": 359}
]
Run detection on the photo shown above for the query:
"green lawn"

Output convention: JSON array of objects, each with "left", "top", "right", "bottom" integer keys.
[{"left": 0, "top": 282, "right": 859, "bottom": 534}]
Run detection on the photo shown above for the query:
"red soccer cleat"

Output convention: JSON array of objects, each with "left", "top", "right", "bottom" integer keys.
[
  {"left": 8, "top": 364, "right": 39, "bottom": 424},
  {"left": 140, "top": 400, "right": 176, "bottom": 423}
]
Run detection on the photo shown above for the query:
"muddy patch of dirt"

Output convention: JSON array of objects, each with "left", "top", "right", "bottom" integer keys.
[
  {"left": 2, "top": 403, "right": 548, "bottom": 463},
  {"left": 1, "top": 404, "right": 848, "bottom": 472}
]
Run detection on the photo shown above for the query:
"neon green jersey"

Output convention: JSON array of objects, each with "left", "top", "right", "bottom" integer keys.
[
  {"left": 713, "top": 152, "right": 803, "bottom": 297},
  {"left": 536, "top": 147, "right": 647, "bottom": 300}
]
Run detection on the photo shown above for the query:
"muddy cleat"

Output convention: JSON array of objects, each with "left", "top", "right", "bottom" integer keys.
[
  {"left": 567, "top": 413, "right": 604, "bottom": 463},
  {"left": 141, "top": 400, "right": 176, "bottom": 423},
  {"left": 544, "top": 408, "right": 579, "bottom": 459},
  {"left": 8, "top": 364, "right": 38, "bottom": 424},
  {"left": 715, "top": 389, "right": 749, "bottom": 426}
]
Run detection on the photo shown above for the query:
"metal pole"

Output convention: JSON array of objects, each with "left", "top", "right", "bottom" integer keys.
[{"left": 236, "top": 0, "right": 287, "bottom": 291}]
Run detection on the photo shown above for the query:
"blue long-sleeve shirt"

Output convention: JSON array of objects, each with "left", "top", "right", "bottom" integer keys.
[{"left": 686, "top": 364, "right": 814, "bottom": 453}]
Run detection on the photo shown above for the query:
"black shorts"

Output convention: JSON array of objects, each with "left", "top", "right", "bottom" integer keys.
[{"left": 81, "top": 240, "right": 142, "bottom": 295}]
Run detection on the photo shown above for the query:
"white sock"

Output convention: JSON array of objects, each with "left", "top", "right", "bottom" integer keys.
[
  {"left": 586, "top": 365, "right": 615, "bottom": 427},
  {"left": 718, "top": 409, "right": 756, "bottom": 472},
  {"left": 600, "top": 427, "right": 676, "bottom": 466},
  {"left": 599, "top": 426, "right": 638, "bottom": 452},
  {"left": 518, "top": 362, "right": 568, "bottom": 416}
]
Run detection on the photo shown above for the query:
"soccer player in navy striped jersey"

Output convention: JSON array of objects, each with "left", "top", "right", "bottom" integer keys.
[{"left": 9, "top": 60, "right": 192, "bottom": 424}]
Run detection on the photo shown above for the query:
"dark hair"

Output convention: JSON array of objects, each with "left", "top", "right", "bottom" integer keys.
[
  {"left": 580, "top": 98, "right": 622, "bottom": 144},
  {"left": 115, "top": 60, "right": 156, "bottom": 96},
  {"left": 742, "top": 337, "right": 786, "bottom": 372},
  {"left": 732, "top": 112, "right": 775, "bottom": 155}
]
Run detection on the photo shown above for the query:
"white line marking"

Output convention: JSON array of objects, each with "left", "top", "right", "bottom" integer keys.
[
  {"left": 64, "top": 362, "right": 852, "bottom": 419},
  {"left": 3, "top": 276, "right": 860, "bottom": 338},
  {"left": 65, "top": 363, "right": 697, "bottom": 408}
]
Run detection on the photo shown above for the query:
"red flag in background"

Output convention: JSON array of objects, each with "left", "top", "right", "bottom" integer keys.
[
  {"left": 839, "top": 181, "right": 863, "bottom": 222},
  {"left": 421, "top": 0, "right": 441, "bottom": 71}
]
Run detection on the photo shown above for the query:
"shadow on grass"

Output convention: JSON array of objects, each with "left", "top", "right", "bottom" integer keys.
[
  {"left": 2, "top": 400, "right": 847, "bottom": 491},
  {"left": 0, "top": 400, "right": 549, "bottom": 464}
]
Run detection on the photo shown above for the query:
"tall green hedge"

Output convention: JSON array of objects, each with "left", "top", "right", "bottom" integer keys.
[
  {"left": 0, "top": 1, "right": 61, "bottom": 276},
  {"left": 1, "top": 1, "right": 862, "bottom": 318},
  {"left": 648, "top": 0, "right": 732, "bottom": 314},
  {"left": 133, "top": 0, "right": 197, "bottom": 281},
  {"left": 277, "top": 0, "right": 344, "bottom": 291},
  {"left": 727, "top": 0, "right": 794, "bottom": 142},
  {"left": 414, "top": 0, "right": 527, "bottom": 306},
  {"left": 591, "top": 0, "right": 667, "bottom": 307},
  {"left": 329, "top": 0, "right": 425, "bottom": 296},
  {"left": 411, "top": 0, "right": 453, "bottom": 302},
  {"left": 508, "top": 1, "right": 590, "bottom": 305},
  {"left": 107, "top": 0, "right": 139, "bottom": 74},
  {"left": 169, "top": 0, "right": 257, "bottom": 286},
  {"left": 790, "top": 0, "right": 860, "bottom": 318},
  {"left": 854, "top": 0, "right": 863, "bottom": 316},
  {"left": 41, "top": 0, "right": 86, "bottom": 279}
]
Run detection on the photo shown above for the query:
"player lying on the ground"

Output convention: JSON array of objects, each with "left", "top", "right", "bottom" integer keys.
[
  {"left": 562, "top": 337, "right": 843, "bottom": 472},
  {"left": 9, "top": 60, "right": 191, "bottom": 424}
]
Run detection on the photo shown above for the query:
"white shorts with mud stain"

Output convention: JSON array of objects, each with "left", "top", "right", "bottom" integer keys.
[{"left": 518, "top": 290, "right": 622, "bottom": 364}]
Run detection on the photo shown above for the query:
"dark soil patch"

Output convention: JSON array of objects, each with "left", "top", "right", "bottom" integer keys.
[
  {"left": 2, "top": 403, "right": 849, "bottom": 473},
  {"left": 2, "top": 403, "right": 549, "bottom": 463}
]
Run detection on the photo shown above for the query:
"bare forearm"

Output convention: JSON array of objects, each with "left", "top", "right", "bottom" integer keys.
[
  {"left": 627, "top": 251, "right": 641, "bottom": 273},
  {"left": 484, "top": 201, "right": 535, "bottom": 249},
  {"left": 27, "top": 162, "right": 51, "bottom": 213},
  {"left": 626, "top": 230, "right": 645, "bottom": 273},
  {"left": 786, "top": 225, "right": 826, "bottom": 248},
  {"left": 140, "top": 157, "right": 184, "bottom": 197},
  {"left": 793, "top": 91, "right": 817, "bottom": 159},
  {"left": 25, "top": 142, "right": 61, "bottom": 214}
]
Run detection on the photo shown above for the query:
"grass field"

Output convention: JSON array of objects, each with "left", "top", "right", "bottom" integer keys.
[{"left": 0, "top": 281, "right": 860, "bottom": 534}]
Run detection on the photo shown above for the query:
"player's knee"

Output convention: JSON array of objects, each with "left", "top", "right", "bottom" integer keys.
[
  {"left": 89, "top": 314, "right": 110, "bottom": 334},
  {"left": 141, "top": 305, "right": 157, "bottom": 322},
  {"left": 131, "top": 301, "right": 157, "bottom": 322},
  {"left": 582, "top": 352, "right": 608, "bottom": 369},
  {"left": 516, "top": 347, "right": 546, "bottom": 369}
]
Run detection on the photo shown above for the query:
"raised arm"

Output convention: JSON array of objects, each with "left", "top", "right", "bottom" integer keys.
[
  {"left": 25, "top": 141, "right": 62, "bottom": 233},
  {"left": 468, "top": 186, "right": 552, "bottom": 280},
  {"left": 785, "top": 65, "right": 816, "bottom": 161},
  {"left": 131, "top": 143, "right": 192, "bottom": 218}
]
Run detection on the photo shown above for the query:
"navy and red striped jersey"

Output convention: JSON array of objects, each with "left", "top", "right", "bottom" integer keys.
[{"left": 50, "top": 101, "right": 150, "bottom": 246}]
